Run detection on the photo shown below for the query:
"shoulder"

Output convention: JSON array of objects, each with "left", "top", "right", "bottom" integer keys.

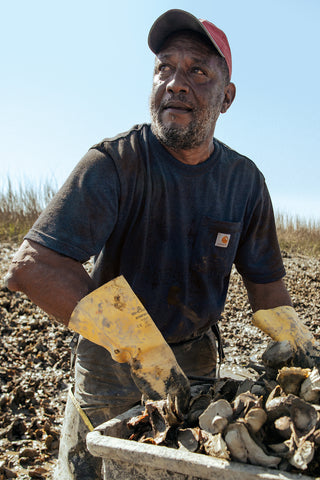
[
  {"left": 215, "top": 139, "right": 263, "bottom": 174},
  {"left": 65, "top": 124, "right": 152, "bottom": 196},
  {"left": 72, "top": 124, "right": 151, "bottom": 180},
  {"left": 91, "top": 124, "right": 150, "bottom": 155},
  {"left": 214, "top": 139, "right": 266, "bottom": 191}
]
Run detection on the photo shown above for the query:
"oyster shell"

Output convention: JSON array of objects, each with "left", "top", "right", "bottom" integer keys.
[
  {"left": 127, "top": 367, "right": 320, "bottom": 474},
  {"left": 300, "top": 367, "right": 320, "bottom": 403},
  {"left": 265, "top": 389, "right": 295, "bottom": 422},
  {"left": 224, "top": 423, "right": 247, "bottom": 463},
  {"left": 210, "top": 415, "right": 229, "bottom": 434},
  {"left": 201, "top": 431, "right": 230, "bottom": 459},
  {"left": 199, "top": 399, "right": 233, "bottom": 434},
  {"left": 262, "top": 340, "right": 295, "bottom": 369},
  {"left": 144, "top": 400, "right": 172, "bottom": 444},
  {"left": 313, "top": 429, "right": 320, "bottom": 444},
  {"left": 276, "top": 366, "right": 310, "bottom": 395},
  {"left": 244, "top": 407, "right": 267, "bottom": 434},
  {"left": 177, "top": 428, "right": 200, "bottom": 452},
  {"left": 225, "top": 422, "right": 281, "bottom": 467},
  {"left": 268, "top": 442, "right": 290, "bottom": 455},
  {"left": 274, "top": 416, "right": 292, "bottom": 440},
  {"left": 232, "top": 392, "right": 261, "bottom": 418},
  {"left": 187, "top": 393, "right": 211, "bottom": 426},
  {"left": 290, "top": 397, "right": 318, "bottom": 435},
  {"left": 288, "top": 440, "right": 315, "bottom": 470}
]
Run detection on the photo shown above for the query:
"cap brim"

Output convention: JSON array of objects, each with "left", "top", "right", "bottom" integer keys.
[{"left": 148, "top": 9, "right": 222, "bottom": 57}]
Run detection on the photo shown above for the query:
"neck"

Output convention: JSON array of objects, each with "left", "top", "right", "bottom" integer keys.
[{"left": 163, "top": 140, "right": 214, "bottom": 165}]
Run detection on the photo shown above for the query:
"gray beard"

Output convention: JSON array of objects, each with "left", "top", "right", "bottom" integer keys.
[{"left": 150, "top": 103, "right": 218, "bottom": 151}]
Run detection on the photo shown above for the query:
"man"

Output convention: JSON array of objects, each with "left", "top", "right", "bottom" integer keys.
[{"left": 5, "top": 9, "right": 317, "bottom": 480}]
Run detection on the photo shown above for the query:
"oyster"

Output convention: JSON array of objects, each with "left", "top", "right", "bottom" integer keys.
[
  {"left": 127, "top": 411, "right": 151, "bottom": 441},
  {"left": 313, "top": 429, "right": 320, "bottom": 444},
  {"left": 232, "top": 392, "right": 261, "bottom": 418},
  {"left": 187, "top": 393, "right": 211, "bottom": 426},
  {"left": 199, "top": 399, "right": 233, "bottom": 434},
  {"left": 268, "top": 442, "right": 290, "bottom": 455},
  {"left": 274, "top": 416, "right": 292, "bottom": 440},
  {"left": 211, "top": 378, "right": 242, "bottom": 402},
  {"left": 265, "top": 387, "right": 295, "bottom": 422},
  {"left": 177, "top": 427, "right": 200, "bottom": 452},
  {"left": 224, "top": 423, "right": 247, "bottom": 463},
  {"left": 288, "top": 440, "right": 315, "bottom": 470},
  {"left": 127, "top": 367, "right": 320, "bottom": 474},
  {"left": 290, "top": 397, "right": 318, "bottom": 435},
  {"left": 262, "top": 340, "right": 296, "bottom": 369},
  {"left": 143, "top": 400, "right": 173, "bottom": 444},
  {"left": 276, "top": 366, "right": 310, "bottom": 395},
  {"left": 225, "top": 422, "right": 281, "bottom": 467},
  {"left": 244, "top": 407, "right": 267, "bottom": 434},
  {"left": 210, "top": 416, "right": 229, "bottom": 435},
  {"left": 300, "top": 367, "right": 320, "bottom": 403},
  {"left": 201, "top": 431, "right": 230, "bottom": 460}
]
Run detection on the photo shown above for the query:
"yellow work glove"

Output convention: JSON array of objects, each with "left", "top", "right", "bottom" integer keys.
[
  {"left": 253, "top": 306, "right": 320, "bottom": 369},
  {"left": 68, "top": 276, "right": 190, "bottom": 415},
  {"left": 252, "top": 305, "right": 318, "bottom": 354}
]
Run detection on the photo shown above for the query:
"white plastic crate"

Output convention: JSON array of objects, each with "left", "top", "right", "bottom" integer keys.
[{"left": 86, "top": 404, "right": 316, "bottom": 480}]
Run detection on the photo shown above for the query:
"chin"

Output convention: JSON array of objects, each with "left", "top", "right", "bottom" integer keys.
[{"left": 161, "top": 112, "right": 191, "bottom": 129}]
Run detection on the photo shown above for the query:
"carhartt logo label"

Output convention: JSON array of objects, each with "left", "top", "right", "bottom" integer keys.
[{"left": 215, "top": 233, "right": 230, "bottom": 248}]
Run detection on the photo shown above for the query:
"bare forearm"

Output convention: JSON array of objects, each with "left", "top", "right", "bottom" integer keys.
[
  {"left": 5, "top": 240, "right": 94, "bottom": 325},
  {"left": 243, "top": 278, "right": 292, "bottom": 313}
]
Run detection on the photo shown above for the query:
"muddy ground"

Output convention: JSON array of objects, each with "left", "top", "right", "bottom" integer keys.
[{"left": 0, "top": 242, "right": 319, "bottom": 479}]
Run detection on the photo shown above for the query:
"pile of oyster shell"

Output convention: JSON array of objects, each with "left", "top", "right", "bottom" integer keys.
[{"left": 127, "top": 364, "right": 320, "bottom": 475}]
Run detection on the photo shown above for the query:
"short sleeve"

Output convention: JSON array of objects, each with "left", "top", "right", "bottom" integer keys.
[
  {"left": 25, "top": 148, "right": 120, "bottom": 262},
  {"left": 235, "top": 179, "right": 285, "bottom": 283}
]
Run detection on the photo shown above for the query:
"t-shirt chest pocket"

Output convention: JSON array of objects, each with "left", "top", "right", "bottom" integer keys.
[{"left": 191, "top": 217, "right": 241, "bottom": 275}]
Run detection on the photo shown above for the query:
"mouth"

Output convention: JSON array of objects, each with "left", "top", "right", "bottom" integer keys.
[{"left": 161, "top": 101, "right": 193, "bottom": 114}]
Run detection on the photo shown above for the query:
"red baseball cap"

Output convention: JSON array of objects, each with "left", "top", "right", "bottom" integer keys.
[{"left": 148, "top": 9, "right": 232, "bottom": 79}]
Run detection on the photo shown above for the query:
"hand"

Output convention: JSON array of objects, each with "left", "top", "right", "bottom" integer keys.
[
  {"left": 252, "top": 305, "right": 319, "bottom": 368},
  {"left": 252, "top": 305, "right": 318, "bottom": 351},
  {"left": 68, "top": 276, "right": 190, "bottom": 412},
  {"left": 130, "top": 347, "right": 191, "bottom": 416}
]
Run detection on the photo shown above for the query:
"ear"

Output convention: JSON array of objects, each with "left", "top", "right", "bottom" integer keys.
[{"left": 221, "top": 82, "right": 236, "bottom": 114}]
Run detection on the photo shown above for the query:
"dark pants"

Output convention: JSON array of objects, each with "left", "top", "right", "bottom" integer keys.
[{"left": 54, "top": 330, "right": 217, "bottom": 480}]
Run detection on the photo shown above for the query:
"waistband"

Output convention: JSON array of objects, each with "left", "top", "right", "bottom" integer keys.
[{"left": 169, "top": 323, "right": 225, "bottom": 363}]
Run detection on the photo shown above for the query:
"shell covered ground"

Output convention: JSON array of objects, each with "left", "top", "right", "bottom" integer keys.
[{"left": 0, "top": 242, "right": 319, "bottom": 479}]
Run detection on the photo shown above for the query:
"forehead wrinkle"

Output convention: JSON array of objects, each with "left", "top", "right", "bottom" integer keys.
[{"left": 156, "top": 52, "right": 215, "bottom": 68}]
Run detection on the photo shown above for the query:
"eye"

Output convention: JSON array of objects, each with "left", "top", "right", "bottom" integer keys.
[
  {"left": 191, "top": 66, "right": 206, "bottom": 76},
  {"left": 157, "top": 63, "right": 171, "bottom": 74}
]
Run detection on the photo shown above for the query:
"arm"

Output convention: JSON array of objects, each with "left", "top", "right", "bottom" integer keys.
[
  {"left": 4, "top": 239, "right": 95, "bottom": 326},
  {"left": 5, "top": 239, "right": 191, "bottom": 412},
  {"left": 243, "top": 278, "right": 292, "bottom": 313}
]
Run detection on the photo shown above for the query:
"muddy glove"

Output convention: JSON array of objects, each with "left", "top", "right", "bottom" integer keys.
[
  {"left": 68, "top": 275, "right": 190, "bottom": 414},
  {"left": 252, "top": 305, "right": 319, "bottom": 367}
]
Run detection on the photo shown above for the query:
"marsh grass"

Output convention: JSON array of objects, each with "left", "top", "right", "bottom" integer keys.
[
  {"left": 276, "top": 212, "right": 320, "bottom": 258},
  {"left": 0, "top": 178, "right": 56, "bottom": 241},
  {"left": 0, "top": 179, "right": 319, "bottom": 257}
]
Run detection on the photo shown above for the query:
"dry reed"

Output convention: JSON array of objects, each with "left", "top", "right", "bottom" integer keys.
[
  {"left": 276, "top": 212, "right": 320, "bottom": 258},
  {"left": 0, "top": 179, "right": 319, "bottom": 257},
  {"left": 0, "top": 178, "right": 56, "bottom": 241}
]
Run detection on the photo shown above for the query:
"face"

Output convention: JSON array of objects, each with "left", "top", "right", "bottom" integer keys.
[{"left": 150, "top": 32, "right": 235, "bottom": 151}]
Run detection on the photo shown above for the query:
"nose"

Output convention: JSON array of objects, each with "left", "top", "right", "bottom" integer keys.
[{"left": 166, "top": 69, "right": 189, "bottom": 95}]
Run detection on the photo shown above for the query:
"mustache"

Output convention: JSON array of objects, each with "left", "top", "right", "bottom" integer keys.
[{"left": 159, "top": 95, "right": 195, "bottom": 112}]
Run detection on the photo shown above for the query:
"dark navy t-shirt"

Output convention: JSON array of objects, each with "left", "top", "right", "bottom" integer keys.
[{"left": 26, "top": 124, "right": 285, "bottom": 343}]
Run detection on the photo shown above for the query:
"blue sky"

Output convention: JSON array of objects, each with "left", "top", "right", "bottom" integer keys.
[{"left": 2, "top": 0, "right": 320, "bottom": 220}]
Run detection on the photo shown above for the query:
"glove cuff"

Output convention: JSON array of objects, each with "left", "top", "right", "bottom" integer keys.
[{"left": 252, "top": 305, "right": 317, "bottom": 350}]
